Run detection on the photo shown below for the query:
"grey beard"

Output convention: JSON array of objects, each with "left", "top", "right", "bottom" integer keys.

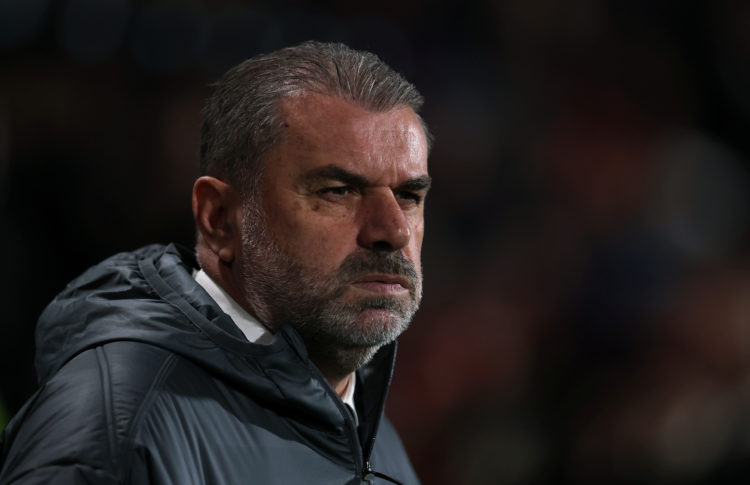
[
  {"left": 287, "top": 292, "right": 417, "bottom": 380},
  {"left": 239, "top": 208, "right": 421, "bottom": 379}
]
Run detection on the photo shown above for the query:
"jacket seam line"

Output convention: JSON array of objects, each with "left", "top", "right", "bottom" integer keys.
[
  {"left": 96, "top": 346, "right": 118, "bottom": 474},
  {"left": 2, "top": 462, "right": 120, "bottom": 484},
  {"left": 119, "top": 352, "right": 178, "bottom": 481}
]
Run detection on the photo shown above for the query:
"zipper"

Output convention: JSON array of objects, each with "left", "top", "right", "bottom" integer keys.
[
  {"left": 359, "top": 343, "right": 401, "bottom": 484},
  {"left": 308, "top": 358, "right": 403, "bottom": 484},
  {"left": 288, "top": 328, "right": 401, "bottom": 484},
  {"left": 362, "top": 460, "right": 404, "bottom": 485},
  {"left": 360, "top": 342, "right": 397, "bottom": 466},
  {"left": 300, "top": 355, "right": 366, "bottom": 475}
]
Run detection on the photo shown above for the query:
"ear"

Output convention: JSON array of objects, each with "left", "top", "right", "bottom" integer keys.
[{"left": 192, "top": 176, "right": 243, "bottom": 263}]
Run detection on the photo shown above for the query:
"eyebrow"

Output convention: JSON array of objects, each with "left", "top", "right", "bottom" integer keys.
[
  {"left": 397, "top": 175, "right": 432, "bottom": 192},
  {"left": 303, "top": 164, "right": 432, "bottom": 192}
]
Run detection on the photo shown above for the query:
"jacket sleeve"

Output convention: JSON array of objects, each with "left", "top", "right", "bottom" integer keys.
[{"left": 0, "top": 349, "right": 121, "bottom": 485}]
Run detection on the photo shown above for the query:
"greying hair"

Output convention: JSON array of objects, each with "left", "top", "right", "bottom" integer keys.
[{"left": 199, "top": 40, "right": 430, "bottom": 197}]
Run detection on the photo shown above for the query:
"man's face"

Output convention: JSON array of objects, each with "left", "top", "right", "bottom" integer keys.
[{"left": 239, "top": 92, "right": 430, "bottom": 374}]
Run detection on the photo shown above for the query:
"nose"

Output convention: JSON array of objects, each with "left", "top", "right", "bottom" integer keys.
[{"left": 357, "top": 189, "right": 411, "bottom": 252}]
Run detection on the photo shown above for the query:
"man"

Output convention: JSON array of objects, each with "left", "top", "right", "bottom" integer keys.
[{"left": 0, "top": 41, "right": 430, "bottom": 484}]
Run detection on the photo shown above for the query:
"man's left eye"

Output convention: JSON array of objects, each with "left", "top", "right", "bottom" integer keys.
[
  {"left": 320, "top": 186, "right": 351, "bottom": 196},
  {"left": 396, "top": 191, "right": 422, "bottom": 204}
]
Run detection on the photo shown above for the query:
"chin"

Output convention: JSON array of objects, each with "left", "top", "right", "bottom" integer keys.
[{"left": 352, "top": 310, "right": 411, "bottom": 345}]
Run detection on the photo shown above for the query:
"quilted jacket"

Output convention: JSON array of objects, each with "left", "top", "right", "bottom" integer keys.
[{"left": 0, "top": 244, "right": 419, "bottom": 484}]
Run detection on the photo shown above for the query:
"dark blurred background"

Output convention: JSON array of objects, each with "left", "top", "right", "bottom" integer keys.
[{"left": 2, "top": 0, "right": 750, "bottom": 483}]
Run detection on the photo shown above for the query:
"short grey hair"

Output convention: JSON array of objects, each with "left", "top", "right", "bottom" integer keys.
[{"left": 199, "top": 40, "right": 430, "bottom": 197}]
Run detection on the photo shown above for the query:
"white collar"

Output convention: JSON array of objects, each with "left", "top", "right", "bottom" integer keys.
[
  {"left": 193, "top": 269, "right": 274, "bottom": 344},
  {"left": 193, "top": 268, "right": 357, "bottom": 424}
]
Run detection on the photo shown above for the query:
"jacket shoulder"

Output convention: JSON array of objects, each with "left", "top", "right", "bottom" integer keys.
[{"left": 1, "top": 341, "right": 175, "bottom": 484}]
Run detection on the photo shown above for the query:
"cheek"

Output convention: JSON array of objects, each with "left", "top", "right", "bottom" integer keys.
[
  {"left": 406, "top": 220, "right": 425, "bottom": 271},
  {"left": 300, "top": 231, "right": 359, "bottom": 275},
  {"left": 407, "top": 242, "right": 423, "bottom": 274},
  {"left": 268, "top": 208, "right": 359, "bottom": 268}
]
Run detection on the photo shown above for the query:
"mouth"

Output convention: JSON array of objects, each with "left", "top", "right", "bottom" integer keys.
[{"left": 351, "top": 273, "right": 412, "bottom": 295}]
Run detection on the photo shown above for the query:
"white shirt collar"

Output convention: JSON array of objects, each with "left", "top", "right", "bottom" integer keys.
[
  {"left": 193, "top": 268, "right": 357, "bottom": 424},
  {"left": 193, "top": 269, "right": 274, "bottom": 344}
]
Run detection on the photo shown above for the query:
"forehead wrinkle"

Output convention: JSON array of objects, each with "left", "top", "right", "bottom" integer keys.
[
  {"left": 287, "top": 120, "right": 416, "bottom": 156},
  {"left": 276, "top": 92, "right": 428, "bottom": 184},
  {"left": 282, "top": 122, "right": 421, "bottom": 168}
]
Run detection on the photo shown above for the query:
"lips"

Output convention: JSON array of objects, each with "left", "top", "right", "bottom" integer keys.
[{"left": 351, "top": 273, "right": 413, "bottom": 294}]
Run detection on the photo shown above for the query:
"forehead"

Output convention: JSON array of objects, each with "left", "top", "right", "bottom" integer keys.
[{"left": 275, "top": 92, "right": 428, "bottom": 181}]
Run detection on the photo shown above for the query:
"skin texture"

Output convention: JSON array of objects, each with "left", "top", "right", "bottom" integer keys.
[{"left": 193, "top": 92, "right": 430, "bottom": 395}]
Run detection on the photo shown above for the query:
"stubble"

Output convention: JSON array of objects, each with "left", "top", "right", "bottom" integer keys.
[{"left": 239, "top": 206, "right": 422, "bottom": 379}]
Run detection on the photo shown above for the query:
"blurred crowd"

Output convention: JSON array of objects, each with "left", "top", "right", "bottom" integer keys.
[{"left": 2, "top": 1, "right": 750, "bottom": 484}]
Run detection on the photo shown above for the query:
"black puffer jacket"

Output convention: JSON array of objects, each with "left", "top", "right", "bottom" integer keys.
[{"left": 0, "top": 244, "right": 419, "bottom": 484}]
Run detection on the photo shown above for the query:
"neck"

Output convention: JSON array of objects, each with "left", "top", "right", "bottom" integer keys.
[
  {"left": 305, "top": 342, "right": 378, "bottom": 396},
  {"left": 332, "top": 373, "right": 352, "bottom": 398}
]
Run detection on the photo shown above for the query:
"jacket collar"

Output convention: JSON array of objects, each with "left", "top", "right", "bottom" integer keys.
[
  {"left": 150, "top": 244, "right": 396, "bottom": 451},
  {"left": 36, "top": 242, "right": 397, "bottom": 460}
]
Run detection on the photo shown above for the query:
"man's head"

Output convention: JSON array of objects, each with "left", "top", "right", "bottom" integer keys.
[
  {"left": 199, "top": 40, "right": 430, "bottom": 200},
  {"left": 193, "top": 41, "right": 430, "bottom": 380}
]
